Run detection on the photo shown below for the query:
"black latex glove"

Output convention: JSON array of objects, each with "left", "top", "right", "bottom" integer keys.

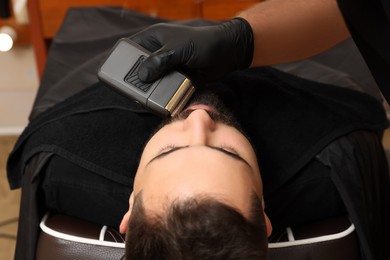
[{"left": 130, "top": 18, "right": 254, "bottom": 85}]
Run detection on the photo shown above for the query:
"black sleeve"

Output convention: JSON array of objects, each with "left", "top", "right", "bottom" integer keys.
[
  {"left": 0, "top": 0, "right": 10, "bottom": 18},
  {"left": 337, "top": 0, "right": 390, "bottom": 102}
]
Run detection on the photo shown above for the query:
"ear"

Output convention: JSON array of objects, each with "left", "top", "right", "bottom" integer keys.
[
  {"left": 119, "top": 192, "right": 135, "bottom": 234},
  {"left": 119, "top": 210, "right": 131, "bottom": 234},
  {"left": 264, "top": 212, "right": 273, "bottom": 237},
  {"left": 261, "top": 197, "right": 273, "bottom": 237}
]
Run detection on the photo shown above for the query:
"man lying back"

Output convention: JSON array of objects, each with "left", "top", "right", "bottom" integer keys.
[{"left": 120, "top": 93, "right": 271, "bottom": 259}]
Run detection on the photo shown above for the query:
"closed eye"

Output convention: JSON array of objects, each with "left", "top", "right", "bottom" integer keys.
[
  {"left": 219, "top": 145, "right": 240, "bottom": 156},
  {"left": 148, "top": 145, "right": 251, "bottom": 168},
  {"left": 214, "top": 146, "right": 245, "bottom": 162},
  {"left": 158, "top": 144, "right": 240, "bottom": 157},
  {"left": 157, "top": 145, "right": 189, "bottom": 157},
  {"left": 158, "top": 144, "right": 180, "bottom": 154}
]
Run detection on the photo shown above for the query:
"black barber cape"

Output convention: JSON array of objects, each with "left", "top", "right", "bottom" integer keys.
[{"left": 7, "top": 67, "right": 388, "bottom": 192}]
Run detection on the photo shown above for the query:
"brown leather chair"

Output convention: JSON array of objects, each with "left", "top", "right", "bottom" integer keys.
[{"left": 36, "top": 212, "right": 359, "bottom": 260}]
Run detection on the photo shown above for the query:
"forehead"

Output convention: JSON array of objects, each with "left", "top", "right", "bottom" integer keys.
[{"left": 134, "top": 147, "right": 259, "bottom": 215}]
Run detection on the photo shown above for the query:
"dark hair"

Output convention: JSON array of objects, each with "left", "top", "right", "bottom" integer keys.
[{"left": 125, "top": 192, "right": 268, "bottom": 259}]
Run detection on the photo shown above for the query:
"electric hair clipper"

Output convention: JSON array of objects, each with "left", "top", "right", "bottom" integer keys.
[{"left": 97, "top": 38, "right": 195, "bottom": 117}]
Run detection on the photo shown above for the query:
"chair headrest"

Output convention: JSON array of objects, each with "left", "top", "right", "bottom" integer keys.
[{"left": 37, "top": 213, "right": 360, "bottom": 260}]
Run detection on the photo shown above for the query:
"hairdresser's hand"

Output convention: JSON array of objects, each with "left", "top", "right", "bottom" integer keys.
[{"left": 130, "top": 18, "right": 254, "bottom": 85}]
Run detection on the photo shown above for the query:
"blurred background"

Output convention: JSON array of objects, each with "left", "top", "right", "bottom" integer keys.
[{"left": 0, "top": 0, "right": 38, "bottom": 259}]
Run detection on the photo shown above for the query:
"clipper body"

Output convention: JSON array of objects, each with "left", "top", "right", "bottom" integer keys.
[{"left": 98, "top": 38, "right": 195, "bottom": 117}]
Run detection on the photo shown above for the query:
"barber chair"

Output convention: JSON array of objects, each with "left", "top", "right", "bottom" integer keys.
[
  {"left": 11, "top": 7, "right": 382, "bottom": 260},
  {"left": 14, "top": 154, "right": 360, "bottom": 260},
  {"left": 36, "top": 212, "right": 359, "bottom": 259}
]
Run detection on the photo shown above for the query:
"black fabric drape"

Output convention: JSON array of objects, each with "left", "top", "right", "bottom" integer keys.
[
  {"left": 8, "top": 68, "right": 388, "bottom": 191},
  {"left": 337, "top": 0, "right": 390, "bottom": 102},
  {"left": 318, "top": 131, "right": 390, "bottom": 260}
]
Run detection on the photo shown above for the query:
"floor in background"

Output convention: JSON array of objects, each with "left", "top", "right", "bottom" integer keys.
[
  {"left": 0, "top": 88, "right": 36, "bottom": 134},
  {"left": 0, "top": 46, "right": 38, "bottom": 91},
  {"left": 0, "top": 45, "right": 38, "bottom": 136},
  {"left": 0, "top": 136, "right": 20, "bottom": 260},
  {"left": 0, "top": 45, "right": 38, "bottom": 260}
]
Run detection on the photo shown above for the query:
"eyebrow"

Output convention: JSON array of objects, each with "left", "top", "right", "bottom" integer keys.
[{"left": 147, "top": 145, "right": 252, "bottom": 168}]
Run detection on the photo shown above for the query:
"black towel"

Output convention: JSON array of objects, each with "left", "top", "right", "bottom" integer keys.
[{"left": 7, "top": 67, "right": 388, "bottom": 195}]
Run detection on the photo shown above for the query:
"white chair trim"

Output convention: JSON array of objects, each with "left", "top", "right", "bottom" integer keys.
[
  {"left": 40, "top": 212, "right": 355, "bottom": 250},
  {"left": 39, "top": 213, "right": 125, "bottom": 248},
  {"left": 268, "top": 223, "right": 355, "bottom": 248}
]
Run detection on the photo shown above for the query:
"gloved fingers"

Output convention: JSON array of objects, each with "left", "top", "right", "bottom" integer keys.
[
  {"left": 138, "top": 48, "right": 179, "bottom": 82},
  {"left": 130, "top": 29, "right": 162, "bottom": 53}
]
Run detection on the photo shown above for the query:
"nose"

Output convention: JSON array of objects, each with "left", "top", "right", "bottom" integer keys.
[{"left": 183, "top": 109, "right": 216, "bottom": 145}]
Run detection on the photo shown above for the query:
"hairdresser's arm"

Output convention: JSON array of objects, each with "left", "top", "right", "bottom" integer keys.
[
  {"left": 132, "top": 0, "right": 350, "bottom": 84},
  {"left": 238, "top": 0, "right": 350, "bottom": 67}
]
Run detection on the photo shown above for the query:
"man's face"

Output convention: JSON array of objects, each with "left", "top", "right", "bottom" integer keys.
[{"left": 120, "top": 94, "right": 271, "bottom": 235}]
